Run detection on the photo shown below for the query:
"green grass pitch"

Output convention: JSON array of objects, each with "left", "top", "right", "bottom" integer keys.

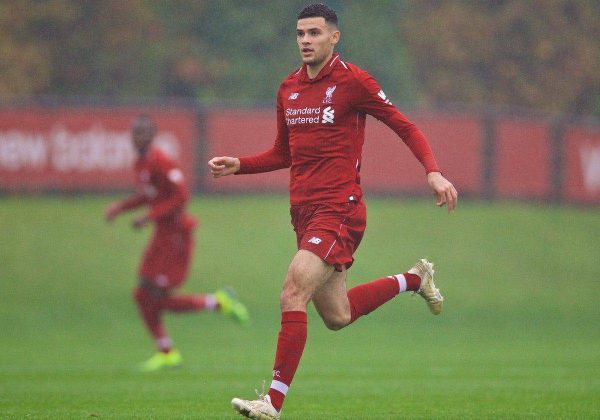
[{"left": 1, "top": 195, "right": 599, "bottom": 419}]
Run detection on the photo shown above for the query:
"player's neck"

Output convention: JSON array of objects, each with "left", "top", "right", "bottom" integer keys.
[
  {"left": 306, "top": 51, "right": 334, "bottom": 79},
  {"left": 137, "top": 145, "right": 151, "bottom": 157}
]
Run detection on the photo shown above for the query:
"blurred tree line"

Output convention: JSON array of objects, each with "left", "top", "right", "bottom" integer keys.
[{"left": 0, "top": 0, "right": 598, "bottom": 117}]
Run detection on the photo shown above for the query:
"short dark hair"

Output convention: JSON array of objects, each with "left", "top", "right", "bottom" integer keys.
[
  {"left": 132, "top": 114, "right": 156, "bottom": 136},
  {"left": 297, "top": 3, "right": 338, "bottom": 27}
]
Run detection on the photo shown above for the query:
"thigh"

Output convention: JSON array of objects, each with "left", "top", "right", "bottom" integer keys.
[
  {"left": 139, "top": 228, "right": 194, "bottom": 288},
  {"left": 138, "top": 277, "right": 171, "bottom": 299},
  {"left": 280, "top": 249, "right": 335, "bottom": 311}
]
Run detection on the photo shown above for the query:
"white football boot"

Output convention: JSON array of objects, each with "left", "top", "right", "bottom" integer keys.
[
  {"left": 231, "top": 394, "right": 280, "bottom": 420},
  {"left": 409, "top": 259, "right": 444, "bottom": 315}
]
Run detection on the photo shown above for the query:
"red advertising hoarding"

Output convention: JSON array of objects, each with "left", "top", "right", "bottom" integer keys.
[
  {"left": 563, "top": 124, "right": 600, "bottom": 204},
  {"left": 1, "top": 103, "right": 598, "bottom": 205},
  {"left": 0, "top": 106, "right": 198, "bottom": 191},
  {"left": 494, "top": 119, "right": 552, "bottom": 199},
  {"left": 360, "top": 112, "right": 483, "bottom": 195},
  {"left": 204, "top": 109, "right": 288, "bottom": 193}
]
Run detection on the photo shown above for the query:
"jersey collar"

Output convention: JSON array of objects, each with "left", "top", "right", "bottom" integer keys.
[{"left": 298, "top": 53, "right": 341, "bottom": 83}]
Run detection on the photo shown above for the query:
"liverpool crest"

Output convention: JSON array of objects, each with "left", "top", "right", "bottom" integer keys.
[{"left": 323, "top": 85, "right": 336, "bottom": 103}]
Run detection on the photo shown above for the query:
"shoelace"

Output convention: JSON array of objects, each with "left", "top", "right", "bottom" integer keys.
[{"left": 254, "top": 379, "right": 267, "bottom": 400}]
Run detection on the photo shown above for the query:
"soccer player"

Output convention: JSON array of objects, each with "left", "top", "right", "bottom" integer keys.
[
  {"left": 208, "top": 3, "right": 458, "bottom": 418},
  {"left": 105, "top": 114, "right": 250, "bottom": 372}
]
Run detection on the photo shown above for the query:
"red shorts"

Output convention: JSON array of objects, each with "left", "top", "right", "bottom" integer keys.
[
  {"left": 291, "top": 200, "right": 367, "bottom": 271},
  {"left": 139, "top": 223, "right": 195, "bottom": 289}
]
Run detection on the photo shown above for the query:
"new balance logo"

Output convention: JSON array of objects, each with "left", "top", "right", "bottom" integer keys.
[
  {"left": 307, "top": 236, "right": 322, "bottom": 245},
  {"left": 288, "top": 92, "right": 299, "bottom": 100},
  {"left": 377, "top": 90, "right": 392, "bottom": 105},
  {"left": 321, "top": 106, "right": 334, "bottom": 124}
]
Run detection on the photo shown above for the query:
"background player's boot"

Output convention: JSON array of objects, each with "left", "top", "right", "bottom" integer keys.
[
  {"left": 214, "top": 287, "right": 250, "bottom": 325},
  {"left": 231, "top": 394, "right": 280, "bottom": 420},
  {"left": 409, "top": 259, "right": 444, "bottom": 315},
  {"left": 138, "top": 349, "right": 183, "bottom": 372}
]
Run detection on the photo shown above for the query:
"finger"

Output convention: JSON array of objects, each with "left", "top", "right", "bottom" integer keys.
[
  {"left": 212, "top": 169, "right": 227, "bottom": 178},
  {"left": 445, "top": 190, "right": 454, "bottom": 213},
  {"left": 208, "top": 157, "right": 225, "bottom": 168},
  {"left": 451, "top": 188, "right": 459, "bottom": 212},
  {"left": 436, "top": 191, "right": 446, "bottom": 207},
  {"left": 450, "top": 186, "right": 458, "bottom": 211}
]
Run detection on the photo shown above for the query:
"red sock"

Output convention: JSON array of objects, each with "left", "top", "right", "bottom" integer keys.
[
  {"left": 133, "top": 287, "right": 170, "bottom": 351},
  {"left": 404, "top": 272, "right": 421, "bottom": 291},
  {"left": 347, "top": 277, "right": 400, "bottom": 323},
  {"left": 268, "top": 311, "right": 307, "bottom": 412},
  {"left": 160, "top": 294, "right": 209, "bottom": 312}
]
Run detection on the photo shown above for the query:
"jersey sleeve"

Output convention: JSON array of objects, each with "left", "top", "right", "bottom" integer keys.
[
  {"left": 237, "top": 87, "right": 292, "bottom": 174},
  {"left": 352, "top": 72, "right": 440, "bottom": 174},
  {"left": 148, "top": 152, "right": 189, "bottom": 221}
]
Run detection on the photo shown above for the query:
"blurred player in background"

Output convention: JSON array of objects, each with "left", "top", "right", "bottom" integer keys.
[
  {"left": 106, "top": 114, "right": 250, "bottom": 372},
  {"left": 209, "top": 3, "right": 457, "bottom": 418}
]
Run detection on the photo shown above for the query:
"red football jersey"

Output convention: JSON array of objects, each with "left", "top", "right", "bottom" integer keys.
[
  {"left": 238, "top": 54, "right": 440, "bottom": 206},
  {"left": 119, "top": 146, "right": 195, "bottom": 229}
]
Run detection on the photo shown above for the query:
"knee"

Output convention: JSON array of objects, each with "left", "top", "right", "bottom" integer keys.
[
  {"left": 133, "top": 287, "right": 150, "bottom": 306},
  {"left": 322, "top": 313, "right": 351, "bottom": 331},
  {"left": 279, "top": 267, "right": 311, "bottom": 310},
  {"left": 279, "top": 283, "right": 305, "bottom": 309}
]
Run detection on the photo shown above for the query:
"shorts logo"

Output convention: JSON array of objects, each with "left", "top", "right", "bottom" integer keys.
[
  {"left": 307, "top": 236, "right": 322, "bottom": 245},
  {"left": 323, "top": 85, "right": 336, "bottom": 103},
  {"left": 155, "top": 274, "right": 169, "bottom": 287},
  {"left": 321, "top": 106, "right": 334, "bottom": 124},
  {"left": 288, "top": 92, "right": 299, "bottom": 100}
]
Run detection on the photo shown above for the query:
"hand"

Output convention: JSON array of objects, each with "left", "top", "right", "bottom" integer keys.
[
  {"left": 427, "top": 172, "right": 458, "bottom": 213},
  {"left": 105, "top": 203, "right": 121, "bottom": 223},
  {"left": 132, "top": 214, "right": 150, "bottom": 230},
  {"left": 208, "top": 156, "right": 240, "bottom": 178}
]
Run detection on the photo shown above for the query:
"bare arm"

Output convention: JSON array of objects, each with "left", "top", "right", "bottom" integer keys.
[{"left": 105, "top": 194, "right": 147, "bottom": 223}]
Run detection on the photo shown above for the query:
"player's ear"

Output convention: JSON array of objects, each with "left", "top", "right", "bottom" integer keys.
[{"left": 331, "top": 30, "right": 340, "bottom": 45}]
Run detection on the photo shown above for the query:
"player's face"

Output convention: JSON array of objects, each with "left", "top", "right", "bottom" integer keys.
[
  {"left": 296, "top": 17, "right": 339, "bottom": 67},
  {"left": 131, "top": 123, "right": 154, "bottom": 155}
]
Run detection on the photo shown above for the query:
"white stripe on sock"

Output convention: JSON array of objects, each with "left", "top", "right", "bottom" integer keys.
[
  {"left": 157, "top": 337, "right": 172, "bottom": 350},
  {"left": 205, "top": 294, "right": 218, "bottom": 311},
  {"left": 392, "top": 274, "right": 407, "bottom": 293},
  {"left": 270, "top": 380, "right": 289, "bottom": 395}
]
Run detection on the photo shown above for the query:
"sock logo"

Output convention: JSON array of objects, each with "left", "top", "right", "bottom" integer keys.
[{"left": 272, "top": 369, "right": 281, "bottom": 378}]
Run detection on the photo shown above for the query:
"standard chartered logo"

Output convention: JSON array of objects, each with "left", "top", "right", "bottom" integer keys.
[
  {"left": 285, "top": 106, "right": 335, "bottom": 125},
  {"left": 321, "top": 106, "right": 334, "bottom": 124}
]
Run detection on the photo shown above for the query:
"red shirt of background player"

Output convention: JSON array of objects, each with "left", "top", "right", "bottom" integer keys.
[
  {"left": 106, "top": 115, "right": 250, "bottom": 367},
  {"left": 238, "top": 53, "right": 440, "bottom": 206},
  {"left": 117, "top": 146, "right": 197, "bottom": 288}
]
